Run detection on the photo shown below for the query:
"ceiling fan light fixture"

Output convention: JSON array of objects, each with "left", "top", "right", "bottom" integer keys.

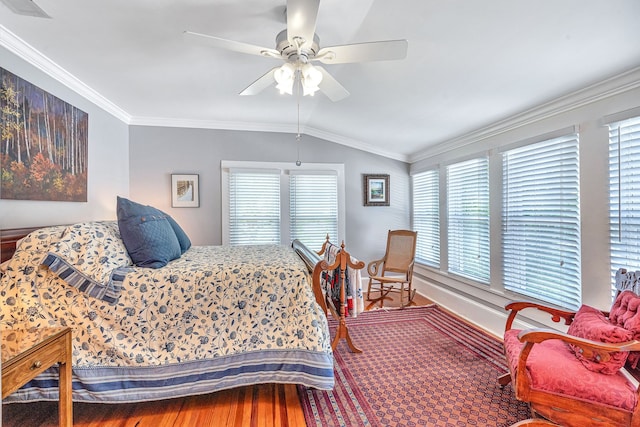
[
  {"left": 274, "top": 62, "right": 296, "bottom": 95},
  {"left": 300, "top": 63, "right": 322, "bottom": 96}
]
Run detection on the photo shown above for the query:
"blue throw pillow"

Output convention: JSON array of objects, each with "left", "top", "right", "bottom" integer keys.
[
  {"left": 162, "top": 212, "right": 191, "bottom": 254},
  {"left": 116, "top": 197, "right": 181, "bottom": 268}
]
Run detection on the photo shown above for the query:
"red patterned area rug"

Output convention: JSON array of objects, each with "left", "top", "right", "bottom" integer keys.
[{"left": 299, "top": 305, "right": 530, "bottom": 426}]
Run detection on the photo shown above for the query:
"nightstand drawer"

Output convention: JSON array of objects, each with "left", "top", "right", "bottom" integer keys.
[
  {"left": 2, "top": 327, "right": 73, "bottom": 426},
  {"left": 2, "top": 331, "right": 67, "bottom": 397}
]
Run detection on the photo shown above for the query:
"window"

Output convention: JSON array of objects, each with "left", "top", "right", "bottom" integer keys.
[
  {"left": 447, "top": 158, "right": 490, "bottom": 283},
  {"left": 290, "top": 172, "right": 338, "bottom": 248},
  {"left": 502, "top": 134, "right": 581, "bottom": 309},
  {"left": 228, "top": 170, "right": 281, "bottom": 245},
  {"left": 412, "top": 170, "right": 440, "bottom": 267},
  {"left": 222, "top": 161, "right": 345, "bottom": 246},
  {"left": 609, "top": 115, "right": 640, "bottom": 290}
]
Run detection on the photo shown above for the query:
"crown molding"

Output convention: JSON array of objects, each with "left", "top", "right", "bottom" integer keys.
[
  {"left": 0, "top": 25, "right": 131, "bottom": 123},
  {"left": 128, "top": 116, "right": 292, "bottom": 134},
  {"left": 130, "top": 117, "right": 409, "bottom": 163},
  {"left": 408, "top": 66, "right": 640, "bottom": 163},
  {"left": 304, "top": 126, "right": 409, "bottom": 162}
]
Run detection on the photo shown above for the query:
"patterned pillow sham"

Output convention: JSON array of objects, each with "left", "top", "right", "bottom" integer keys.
[
  {"left": 41, "top": 221, "right": 133, "bottom": 303},
  {"left": 567, "top": 304, "right": 633, "bottom": 374},
  {"left": 609, "top": 290, "right": 640, "bottom": 368}
]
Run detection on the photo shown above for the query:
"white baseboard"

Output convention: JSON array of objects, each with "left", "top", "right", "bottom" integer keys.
[{"left": 359, "top": 274, "right": 550, "bottom": 338}]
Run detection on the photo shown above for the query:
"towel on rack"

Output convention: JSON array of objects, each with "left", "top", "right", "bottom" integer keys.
[{"left": 320, "top": 242, "right": 364, "bottom": 317}]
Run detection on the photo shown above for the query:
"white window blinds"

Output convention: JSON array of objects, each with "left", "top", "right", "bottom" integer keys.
[
  {"left": 290, "top": 172, "right": 338, "bottom": 248},
  {"left": 412, "top": 170, "right": 440, "bottom": 267},
  {"left": 447, "top": 158, "right": 490, "bottom": 283},
  {"left": 502, "top": 134, "right": 581, "bottom": 309},
  {"left": 228, "top": 170, "right": 281, "bottom": 245},
  {"left": 223, "top": 161, "right": 345, "bottom": 246},
  {"left": 609, "top": 116, "right": 640, "bottom": 289}
]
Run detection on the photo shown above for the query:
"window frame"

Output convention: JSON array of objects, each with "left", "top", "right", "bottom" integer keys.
[
  {"left": 221, "top": 161, "right": 345, "bottom": 246},
  {"left": 446, "top": 156, "right": 491, "bottom": 284},
  {"left": 411, "top": 169, "right": 440, "bottom": 268},
  {"left": 501, "top": 133, "right": 582, "bottom": 310},
  {"left": 608, "top": 115, "right": 640, "bottom": 295}
]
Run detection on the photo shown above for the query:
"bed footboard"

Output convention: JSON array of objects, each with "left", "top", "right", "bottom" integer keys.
[{"left": 291, "top": 239, "right": 327, "bottom": 313}]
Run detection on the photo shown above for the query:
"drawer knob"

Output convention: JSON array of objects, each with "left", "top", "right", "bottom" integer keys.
[{"left": 31, "top": 360, "right": 42, "bottom": 370}]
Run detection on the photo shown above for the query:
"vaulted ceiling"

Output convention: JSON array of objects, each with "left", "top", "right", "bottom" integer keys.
[{"left": 2, "top": 0, "right": 640, "bottom": 162}]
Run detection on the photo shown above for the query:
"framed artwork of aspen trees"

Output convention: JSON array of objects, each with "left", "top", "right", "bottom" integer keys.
[{"left": 0, "top": 67, "right": 88, "bottom": 202}]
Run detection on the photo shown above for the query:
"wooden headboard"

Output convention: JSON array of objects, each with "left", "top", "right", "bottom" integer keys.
[{"left": 1, "top": 226, "right": 44, "bottom": 263}]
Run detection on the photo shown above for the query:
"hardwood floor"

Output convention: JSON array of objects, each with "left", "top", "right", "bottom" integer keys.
[
  {"left": 2, "top": 292, "right": 432, "bottom": 427},
  {"left": 3, "top": 383, "right": 304, "bottom": 427}
]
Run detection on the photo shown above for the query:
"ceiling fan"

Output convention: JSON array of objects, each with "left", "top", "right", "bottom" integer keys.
[{"left": 184, "top": 0, "right": 408, "bottom": 102}]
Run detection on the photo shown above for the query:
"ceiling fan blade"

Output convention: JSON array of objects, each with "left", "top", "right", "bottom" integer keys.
[
  {"left": 316, "top": 39, "right": 408, "bottom": 64},
  {"left": 286, "top": 0, "right": 320, "bottom": 49},
  {"left": 315, "top": 66, "right": 349, "bottom": 102},
  {"left": 239, "top": 67, "right": 279, "bottom": 96},
  {"left": 0, "top": 0, "right": 50, "bottom": 18},
  {"left": 183, "top": 31, "right": 280, "bottom": 58}
]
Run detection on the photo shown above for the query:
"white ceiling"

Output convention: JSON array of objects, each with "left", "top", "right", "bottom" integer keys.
[{"left": 2, "top": 0, "right": 640, "bottom": 162}]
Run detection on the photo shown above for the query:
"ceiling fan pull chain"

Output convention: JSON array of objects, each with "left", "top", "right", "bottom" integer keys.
[{"left": 296, "top": 75, "right": 302, "bottom": 166}]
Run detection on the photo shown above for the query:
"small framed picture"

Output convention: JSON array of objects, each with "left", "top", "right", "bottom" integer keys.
[
  {"left": 363, "top": 174, "right": 390, "bottom": 206},
  {"left": 171, "top": 174, "right": 199, "bottom": 208}
]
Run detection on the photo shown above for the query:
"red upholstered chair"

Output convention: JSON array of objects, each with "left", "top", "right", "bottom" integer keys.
[{"left": 500, "top": 269, "right": 640, "bottom": 427}]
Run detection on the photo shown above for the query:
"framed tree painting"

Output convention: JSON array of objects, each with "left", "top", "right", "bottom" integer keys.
[
  {"left": 0, "top": 67, "right": 88, "bottom": 201},
  {"left": 363, "top": 174, "right": 390, "bottom": 206}
]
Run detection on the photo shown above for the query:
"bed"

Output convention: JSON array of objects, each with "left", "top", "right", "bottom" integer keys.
[{"left": 0, "top": 219, "right": 334, "bottom": 403}]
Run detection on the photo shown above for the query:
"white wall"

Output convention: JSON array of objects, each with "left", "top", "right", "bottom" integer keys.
[
  {"left": 409, "top": 68, "right": 640, "bottom": 337},
  {"left": 0, "top": 47, "right": 130, "bottom": 229},
  {"left": 128, "top": 126, "right": 410, "bottom": 264}
]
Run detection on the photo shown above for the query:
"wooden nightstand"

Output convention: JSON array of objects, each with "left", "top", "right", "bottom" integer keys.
[{"left": 1, "top": 327, "right": 72, "bottom": 426}]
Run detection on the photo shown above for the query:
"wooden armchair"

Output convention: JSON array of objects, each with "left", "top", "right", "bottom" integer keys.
[
  {"left": 500, "top": 269, "right": 640, "bottom": 426},
  {"left": 366, "top": 229, "right": 417, "bottom": 309}
]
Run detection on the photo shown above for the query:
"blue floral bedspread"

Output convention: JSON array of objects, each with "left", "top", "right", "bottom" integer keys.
[{"left": 0, "top": 223, "right": 334, "bottom": 403}]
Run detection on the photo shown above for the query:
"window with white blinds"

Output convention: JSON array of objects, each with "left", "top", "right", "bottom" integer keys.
[
  {"left": 502, "top": 134, "right": 581, "bottom": 310},
  {"left": 290, "top": 172, "right": 338, "bottom": 248},
  {"left": 228, "top": 170, "right": 281, "bottom": 245},
  {"left": 222, "top": 161, "right": 345, "bottom": 246},
  {"left": 609, "top": 116, "right": 640, "bottom": 291},
  {"left": 447, "top": 158, "right": 490, "bottom": 283},
  {"left": 412, "top": 170, "right": 440, "bottom": 267}
]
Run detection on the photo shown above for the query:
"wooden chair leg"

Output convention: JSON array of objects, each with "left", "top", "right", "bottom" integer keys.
[
  {"left": 498, "top": 372, "right": 512, "bottom": 387},
  {"left": 365, "top": 282, "right": 392, "bottom": 309},
  {"left": 365, "top": 280, "right": 382, "bottom": 302},
  {"left": 399, "top": 284, "right": 416, "bottom": 308}
]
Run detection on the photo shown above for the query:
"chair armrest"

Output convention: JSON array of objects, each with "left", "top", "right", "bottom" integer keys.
[
  {"left": 367, "top": 258, "right": 385, "bottom": 276},
  {"left": 504, "top": 301, "right": 577, "bottom": 331},
  {"left": 518, "top": 328, "right": 640, "bottom": 363}
]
